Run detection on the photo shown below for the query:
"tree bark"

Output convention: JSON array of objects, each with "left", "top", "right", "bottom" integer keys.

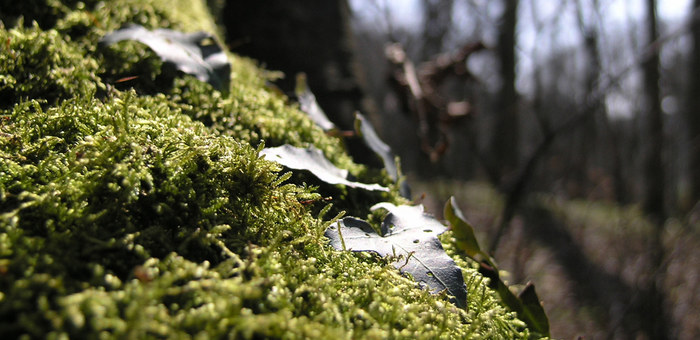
[
  {"left": 222, "top": 0, "right": 367, "bottom": 131},
  {"left": 491, "top": 0, "right": 520, "bottom": 184},
  {"left": 642, "top": 0, "right": 665, "bottom": 222},
  {"left": 420, "top": 0, "right": 455, "bottom": 60},
  {"left": 575, "top": 0, "right": 628, "bottom": 203},
  {"left": 686, "top": 0, "right": 700, "bottom": 209},
  {"left": 641, "top": 2, "right": 670, "bottom": 339}
]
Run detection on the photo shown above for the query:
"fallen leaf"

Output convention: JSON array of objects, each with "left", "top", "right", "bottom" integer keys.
[
  {"left": 354, "top": 113, "right": 397, "bottom": 181},
  {"left": 295, "top": 73, "right": 336, "bottom": 131},
  {"left": 100, "top": 25, "right": 230, "bottom": 90},
  {"left": 260, "top": 144, "right": 388, "bottom": 192},
  {"left": 325, "top": 202, "right": 467, "bottom": 308},
  {"left": 354, "top": 113, "right": 411, "bottom": 198}
]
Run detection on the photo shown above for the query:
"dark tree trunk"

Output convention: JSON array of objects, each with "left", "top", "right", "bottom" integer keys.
[
  {"left": 420, "top": 0, "right": 455, "bottom": 60},
  {"left": 642, "top": 0, "right": 665, "bottom": 222},
  {"left": 686, "top": 0, "right": 700, "bottom": 209},
  {"left": 575, "top": 0, "right": 627, "bottom": 203},
  {"left": 641, "top": 1, "right": 670, "bottom": 339},
  {"left": 491, "top": 0, "right": 520, "bottom": 184},
  {"left": 222, "top": 0, "right": 367, "bottom": 131}
]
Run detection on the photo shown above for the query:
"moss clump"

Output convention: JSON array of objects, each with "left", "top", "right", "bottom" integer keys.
[
  {"left": 0, "top": 0, "right": 534, "bottom": 338},
  {"left": 0, "top": 23, "right": 103, "bottom": 113}
]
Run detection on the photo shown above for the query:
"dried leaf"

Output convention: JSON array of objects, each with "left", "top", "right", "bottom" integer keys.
[
  {"left": 100, "top": 25, "right": 230, "bottom": 90},
  {"left": 325, "top": 203, "right": 467, "bottom": 308},
  {"left": 260, "top": 144, "right": 388, "bottom": 192},
  {"left": 354, "top": 113, "right": 397, "bottom": 181},
  {"left": 295, "top": 73, "right": 335, "bottom": 131},
  {"left": 354, "top": 113, "right": 411, "bottom": 198}
]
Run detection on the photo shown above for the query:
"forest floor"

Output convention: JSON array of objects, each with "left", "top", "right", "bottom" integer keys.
[{"left": 410, "top": 178, "right": 700, "bottom": 340}]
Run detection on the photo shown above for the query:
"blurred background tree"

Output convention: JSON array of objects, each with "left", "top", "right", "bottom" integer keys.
[{"left": 223, "top": 0, "right": 367, "bottom": 131}]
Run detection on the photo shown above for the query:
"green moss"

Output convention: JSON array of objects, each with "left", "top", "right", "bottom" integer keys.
[
  {"left": 0, "top": 0, "right": 535, "bottom": 338},
  {"left": 0, "top": 23, "right": 103, "bottom": 112}
]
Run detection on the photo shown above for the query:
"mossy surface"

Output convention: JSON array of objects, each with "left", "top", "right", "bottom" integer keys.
[{"left": 0, "top": 1, "right": 533, "bottom": 338}]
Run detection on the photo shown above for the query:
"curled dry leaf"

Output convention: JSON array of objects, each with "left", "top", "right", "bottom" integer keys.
[
  {"left": 295, "top": 73, "right": 336, "bottom": 131},
  {"left": 100, "top": 24, "right": 230, "bottom": 90},
  {"left": 325, "top": 202, "right": 467, "bottom": 309},
  {"left": 260, "top": 144, "right": 388, "bottom": 192}
]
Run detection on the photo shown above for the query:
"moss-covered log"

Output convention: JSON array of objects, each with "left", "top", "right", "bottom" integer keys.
[{"left": 0, "top": 0, "right": 533, "bottom": 338}]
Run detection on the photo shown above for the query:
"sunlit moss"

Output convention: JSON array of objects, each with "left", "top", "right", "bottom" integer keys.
[
  {"left": 0, "top": 23, "right": 103, "bottom": 113},
  {"left": 0, "top": 0, "right": 534, "bottom": 338}
]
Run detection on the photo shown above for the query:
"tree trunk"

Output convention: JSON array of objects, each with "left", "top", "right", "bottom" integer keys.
[
  {"left": 490, "top": 0, "right": 520, "bottom": 184},
  {"left": 575, "top": 0, "right": 628, "bottom": 203},
  {"left": 420, "top": 0, "right": 455, "bottom": 60},
  {"left": 641, "top": 1, "right": 670, "bottom": 339},
  {"left": 686, "top": 0, "right": 700, "bottom": 209},
  {"left": 642, "top": 0, "right": 665, "bottom": 222},
  {"left": 222, "top": 0, "right": 367, "bottom": 131}
]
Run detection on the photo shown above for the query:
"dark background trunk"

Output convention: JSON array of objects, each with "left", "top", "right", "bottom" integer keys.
[
  {"left": 490, "top": 0, "right": 520, "bottom": 185},
  {"left": 223, "top": 0, "right": 367, "bottom": 131}
]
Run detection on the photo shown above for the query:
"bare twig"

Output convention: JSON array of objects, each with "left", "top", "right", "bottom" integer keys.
[{"left": 386, "top": 42, "right": 485, "bottom": 162}]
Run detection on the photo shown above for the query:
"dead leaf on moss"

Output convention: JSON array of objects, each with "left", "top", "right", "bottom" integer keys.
[
  {"left": 325, "top": 202, "right": 467, "bottom": 308},
  {"left": 295, "top": 73, "right": 336, "bottom": 131},
  {"left": 100, "top": 24, "right": 230, "bottom": 90},
  {"left": 260, "top": 144, "right": 388, "bottom": 192}
]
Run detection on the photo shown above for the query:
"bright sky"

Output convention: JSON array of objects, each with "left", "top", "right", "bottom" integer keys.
[{"left": 350, "top": 0, "right": 693, "bottom": 35}]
